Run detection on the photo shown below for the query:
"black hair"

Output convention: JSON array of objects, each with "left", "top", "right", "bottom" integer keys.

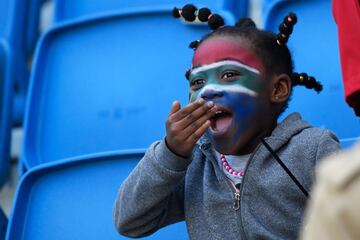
[{"left": 173, "top": 5, "right": 323, "bottom": 113}]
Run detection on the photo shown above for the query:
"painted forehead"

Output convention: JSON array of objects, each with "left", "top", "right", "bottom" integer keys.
[{"left": 192, "top": 37, "right": 264, "bottom": 73}]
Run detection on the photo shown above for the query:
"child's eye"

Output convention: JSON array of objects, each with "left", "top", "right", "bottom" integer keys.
[
  {"left": 221, "top": 71, "right": 240, "bottom": 81},
  {"left": 190, "top": 79, "right": 206, "bottom": 90}
]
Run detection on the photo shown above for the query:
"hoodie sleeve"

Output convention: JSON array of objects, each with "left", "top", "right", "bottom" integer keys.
[
  {"left": 315, "top": 130, "right": 341, "bottom": 163},
  {"left": 113, "top": 140, "right": 192, "bottom": 238}
]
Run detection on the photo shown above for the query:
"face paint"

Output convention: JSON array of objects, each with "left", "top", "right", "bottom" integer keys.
[
  {"left": 188, "top": 37, "right": 267, "bottom": 154},
  {"left": 192, "top": 38, "right": 264, "bottom": 73},
  {"left": 189, "top": 60, "right": 262, "bottom": 102}
]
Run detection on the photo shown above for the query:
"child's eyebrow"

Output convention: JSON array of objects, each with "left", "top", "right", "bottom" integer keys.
[{"left": 191, "top": 59, "right": 260, "bottom": 75}]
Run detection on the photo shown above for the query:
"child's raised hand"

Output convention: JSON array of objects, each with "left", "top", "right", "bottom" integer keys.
[{"left": 165, "top": 99, "right": 217, "bottom": 157}]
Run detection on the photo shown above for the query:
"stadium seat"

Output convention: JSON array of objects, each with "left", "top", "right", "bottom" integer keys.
[
  {"left": 0, "top": 0, "right": 44, "bottom": 126},
  {"left": 0, "top": 206, "right": 7, "bottom": 240},
  {"left": 0, "top": 39, "right": 12, "bottom": 186},
  {"left": 263, "top": 0, "right": 360, "bottom": 148},
  {"left": 53, "top": 0, "right": 248, "bottom": 23},
  {"left": 6, "top": 150, "right": 189, "bottom": 240},
  {"left": 261, "top": 0, "right": 278, "bottom": 24},
  {"left": 20, "top": 7, "right": 235, "bottom": 170}
]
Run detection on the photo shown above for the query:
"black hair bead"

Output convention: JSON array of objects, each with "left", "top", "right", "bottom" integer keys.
[
  {"left": 286, "top": 13, "right": 298, "bottom": 25},
  {"left": 181, "top": 4, "right": 197, "bottom": 22},
  {"left": 279, "top": 23, "right": 293, "bottom": 35},
  {"left": 172, "top": 7, "right": 181, "bottom": 18},
  {"left": 198, "top": 8, "right": 211, "bottom": 22},
  {"left": 208, "top": 14, "right": 225, "bottom": 30},
  {"left": 292, "top": 72, "right": 323, "bottom": 93},
  {"left": 189, "top": 40, "right": 200, "bottom": 49},
  {"left": 277, "top": 33, "right": 288, "bottom": 45}
]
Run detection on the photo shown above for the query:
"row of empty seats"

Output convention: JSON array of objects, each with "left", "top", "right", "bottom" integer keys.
[
  {"left": 0, "top": 0, "right": 246, "bottom": 186},
  {"left": 2, "top": 0, "right": 360, "bottom": 239}
]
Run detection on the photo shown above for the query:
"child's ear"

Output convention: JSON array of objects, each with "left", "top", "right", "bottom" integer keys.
[{"left": 271, "top": 73, "right": 291, "bottom": 103}]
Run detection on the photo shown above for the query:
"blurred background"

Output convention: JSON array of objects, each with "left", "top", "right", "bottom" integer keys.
[{"left": 0, "top": 0, "right": 359, "bottom": 239}]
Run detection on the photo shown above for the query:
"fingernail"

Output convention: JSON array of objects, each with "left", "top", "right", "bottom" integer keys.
[
  {"left": 198, "top": 98, "right": 205, "bottom": 104},
  {"left": 207, "top": 101, "right": 214, "bottom": 107}
]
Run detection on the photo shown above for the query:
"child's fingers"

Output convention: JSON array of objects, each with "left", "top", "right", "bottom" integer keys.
[
  {"left": 181, "top": 108, "right": 216, "bottom": 139},
  {"left": 169, "top": 98, "right": 205, "bottom": 122},
  {"left": 168, "top": 101, "right": 181, "bottom": 116},
  {"left": 176, "top": 102, "right": 216, "bottom": 130},
  {"left": 186, "top": 120, "right": 211, "bottom": 145}
]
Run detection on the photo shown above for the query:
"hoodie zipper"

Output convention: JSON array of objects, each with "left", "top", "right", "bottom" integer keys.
[
  {"left": 230, "top": 181, "right": 241, "bottom": 210},
  {"left": 200, "top": 143, "right": 261, "bottom": 239}
]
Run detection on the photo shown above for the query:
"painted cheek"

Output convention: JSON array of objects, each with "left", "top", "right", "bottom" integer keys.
[
  {"left": 189, "top": 90, "right": 199, "bottom": 103},
  {"left": 230, "top": 95, "right": 257, "bottom": 140}
]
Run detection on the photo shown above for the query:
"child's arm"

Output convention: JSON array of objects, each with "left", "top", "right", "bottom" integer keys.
[{"left": 113, "top": 99, "right": 217, "bottom": 237}]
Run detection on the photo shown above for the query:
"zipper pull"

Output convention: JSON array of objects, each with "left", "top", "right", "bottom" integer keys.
[{"left": 233, "top": 192, "right": 240, "bottom": 210}]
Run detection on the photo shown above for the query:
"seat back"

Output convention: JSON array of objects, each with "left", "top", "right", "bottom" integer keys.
[
  {"left": 0, "top": 206, "right": 7, "bottom": 240},
  {"left": 6, "top": 150, "right": 189, "bottom": 240},
  {"left": 21, "top": 8, "right": 235, "bottom": 169},
  {"left": 0, "top": 40, "right": 12, "bottom": 186},
  {"left": 0, "top": 0, "right": 44, "bottom": 125},
  {"left": 53, "top": 0, "right": 248, "bottom": 23}
]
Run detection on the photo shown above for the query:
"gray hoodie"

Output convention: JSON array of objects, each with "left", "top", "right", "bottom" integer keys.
[{"left": 114, "top": 113, "right": 340, "bottom": 239}]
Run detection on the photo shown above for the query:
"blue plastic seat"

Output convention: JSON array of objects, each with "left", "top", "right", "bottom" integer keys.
[
  {"left": 53, "top": 0, "right": 248, "bottom": 23},
  {"left": 0, "top": 0, "right": 44, "bottom": 126},
  {"left": 6, "top": 150, "right": 189, "bottom": 240},
  {"left": 261, "top": 0, "right": 279, "bottom": 23},
  {"left": 263, "top": 0, "right": 360, "bottom": 148},
  {"left": 0, "top": 206, "right": 7, "bottom": 240},
  {"left": 21, "top": 7, "right": 235, "bottom": 170},
  {"left": 0, "top": 39, "right": 12, "bottom": 187}
]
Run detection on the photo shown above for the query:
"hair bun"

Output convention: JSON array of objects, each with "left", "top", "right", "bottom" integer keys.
[{"left": 235, "top": 18, "right": 256, "bottom": 29}]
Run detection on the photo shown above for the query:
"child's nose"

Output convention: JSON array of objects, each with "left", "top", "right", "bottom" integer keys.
[{"left": 200, "top": 89, "right": 224, "bottom": 100}]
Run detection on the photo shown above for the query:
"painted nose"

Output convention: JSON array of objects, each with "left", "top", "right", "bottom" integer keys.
[{"left": 200, "top": 89, "right": 224, "bottom": 100}]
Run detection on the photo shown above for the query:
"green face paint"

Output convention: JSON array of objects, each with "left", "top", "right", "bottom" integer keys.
[{"left": 189, "top": 60, "right": 263, "bottom": 102}]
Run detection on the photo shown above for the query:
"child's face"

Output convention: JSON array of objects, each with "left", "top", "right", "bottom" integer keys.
[{"left": 188, "top": 36, "right": 271, "bottom": 154}]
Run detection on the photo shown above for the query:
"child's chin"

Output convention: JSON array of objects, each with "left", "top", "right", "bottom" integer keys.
[
  {"left": 208, "top": 136, "right": 237, "bottom": 155},
  {"left": 207, "top": 132, "right": 249, "bottom": 155}
]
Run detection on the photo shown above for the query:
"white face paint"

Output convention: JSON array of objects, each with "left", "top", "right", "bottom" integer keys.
[
  {"left": 197, "top": 84, "right": 258, "bottom": 100},
  {"left": 191, "top": 60, "right": 260, "bottom": 75}
]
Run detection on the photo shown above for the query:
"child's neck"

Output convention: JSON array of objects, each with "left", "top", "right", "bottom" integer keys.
[{"left": 235, "top": 120, "right": 277, "bottom": 155}]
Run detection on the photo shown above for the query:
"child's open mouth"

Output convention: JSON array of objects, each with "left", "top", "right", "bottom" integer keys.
[{"left": 210, "top": 107, "right": 233, "bottom": 136}]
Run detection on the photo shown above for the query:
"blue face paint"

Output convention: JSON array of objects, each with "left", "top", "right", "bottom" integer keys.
[{"left": 188, "top": 60, "right": 266, "bottom": 154}]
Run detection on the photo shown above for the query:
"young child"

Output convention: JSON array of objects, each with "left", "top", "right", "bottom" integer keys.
[{"left": 113, "top": 5, "right": 340, "bottom": 239}]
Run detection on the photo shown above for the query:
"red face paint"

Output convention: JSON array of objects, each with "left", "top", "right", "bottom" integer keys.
[{"left": 192, "top": 37, "right": 264, "bottom": 74}]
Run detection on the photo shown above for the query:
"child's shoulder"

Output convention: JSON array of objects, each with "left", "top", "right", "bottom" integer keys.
[
  {"left": 277, "top": 112, "right": 339, "bottom": 142},
  {"left": 282, "top": 114, "right": 341, "bottom": 162},
  {"left": 276, "top": 112, "right": 340, "bottom": 158}
]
